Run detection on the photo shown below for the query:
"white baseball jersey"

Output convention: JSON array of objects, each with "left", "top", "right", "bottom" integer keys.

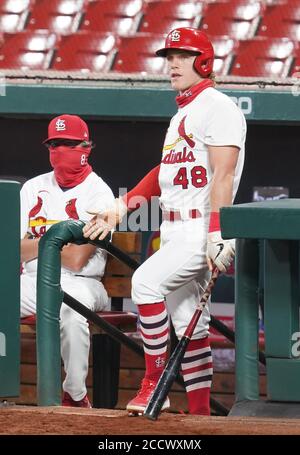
[
  {"left": 133, "top": 87, "right": 246, "bottom": 340},
  {"left": 159, "top": 87, "right": 246, "bottom": 216},
  {"left": 21, "top": 170, "right": 115, "bottom": 277}
]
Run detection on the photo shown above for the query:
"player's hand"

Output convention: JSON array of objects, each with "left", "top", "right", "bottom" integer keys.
[
  {"left": 83, "top": 211, "right": 118, "bottom": 240},
  {"left": 83, "top": 198, "right": 128, "bottom": 241},
  {"left": 206, "top": 231, "right": 235, "bottom": 273}
]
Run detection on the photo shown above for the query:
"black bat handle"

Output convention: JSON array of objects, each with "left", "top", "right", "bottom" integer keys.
[{"left": 89, "top": 237, "right": 140, "bottom": 270}]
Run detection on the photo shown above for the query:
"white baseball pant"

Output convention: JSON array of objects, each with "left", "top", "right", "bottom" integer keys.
[
  {"left": 132, "top": 217, "right": 211, "bottom": 339},
  {"left": 21, "top": 272, "right": 108, "bottom": 400}
]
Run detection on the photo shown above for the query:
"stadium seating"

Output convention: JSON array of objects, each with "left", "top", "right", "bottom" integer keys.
[
  {"left": 112, "top": 33, "right": 237, "bottom": 76},
  {"left": 0, "top": 0, "right": 33, "bottom": 33},
  {"left": 211, "top": 36, "right": 239, "bottom": 76},
  {"left": 52, "top": 32, "right": 119, "bottom": 72},
  {"left": 111, "top": 33, "right": 166, "bottom": 73},
  {"left": 82, "top": 0, "right": 143, "bottom": 36},
  {"left": 258, "top": 3, "right": 300, "bottom": 40},
  {"left": 201, "top": 0, "right": 264, "bottom": 40},
  {"left": 0, "top": 0, "right": 297, "bottom": 78},
  {"left": 0, "top": 30, "right": 59, "bottom": 69},
  {"left": 28, "top": 0, "right": 88, "bottom": 35},
  {"left": 230, "top": 37, "right": 295, "bottom": 78},
  {"left": 139, "top": 0, "right": 204, "bottom": 34}
]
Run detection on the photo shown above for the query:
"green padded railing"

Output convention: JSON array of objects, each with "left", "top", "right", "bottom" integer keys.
[{"left": 221, "top": 199, "right": 300, "bottom": 404}]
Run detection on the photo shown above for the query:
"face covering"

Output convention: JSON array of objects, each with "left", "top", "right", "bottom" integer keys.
[
  {"left": 176, "top": 79, "right": 214, "bottom": 108},
  {"left": 49, "top": 146, "right": 92, "bottom": 188}
]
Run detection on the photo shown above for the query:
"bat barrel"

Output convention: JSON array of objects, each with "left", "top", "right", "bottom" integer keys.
[
  {"left": 144, "top": 337, "right": 190, "bottom": 420},
  {"left": 144, "top": 268, "right": 219, "bottom": 421}
]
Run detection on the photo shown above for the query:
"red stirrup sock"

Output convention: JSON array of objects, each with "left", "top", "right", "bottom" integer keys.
[
  {"left": 138, "top": 301, "right": 169, "bottom": 383},
  {"left": 181, "top": 337, "right": 213, "bottom": 415}
]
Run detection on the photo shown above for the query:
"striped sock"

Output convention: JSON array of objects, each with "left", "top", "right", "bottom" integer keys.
[
  {"left": 138, "top": 302, "right": 169, "bottom": 383},
  {"left": 181, "top": 337, "right": 213, "bottom": 415}
]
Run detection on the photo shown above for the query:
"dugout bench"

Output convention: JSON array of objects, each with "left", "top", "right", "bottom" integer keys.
[
  {"left": 221, "top": 199, "right": 300, "bottom": 417},
  {"left": 21, "top": 230, "right": 140, "bottom": 408}
]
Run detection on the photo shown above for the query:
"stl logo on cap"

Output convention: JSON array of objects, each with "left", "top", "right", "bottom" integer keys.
[
  {"left": 171, "top": 30, "right": 181, "bottom": 42},
  {"left": 55, "top": 118, "right": 66, "bottom": 131}
]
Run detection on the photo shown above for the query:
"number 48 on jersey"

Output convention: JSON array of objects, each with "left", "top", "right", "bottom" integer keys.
[{"left": 173, "top": 166, "right": 207, "bottom": 189}]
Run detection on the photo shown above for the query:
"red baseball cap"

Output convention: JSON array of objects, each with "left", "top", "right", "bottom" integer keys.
[{"left": 43, "top": 114, "right": 89, "bottom": 143}]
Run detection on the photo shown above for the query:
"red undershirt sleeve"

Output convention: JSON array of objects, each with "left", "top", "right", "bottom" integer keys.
[{"left": 122, "top": 164, "right": 161, "bottom": 211}]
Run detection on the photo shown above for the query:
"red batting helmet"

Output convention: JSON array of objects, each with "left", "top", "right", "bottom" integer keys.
[{"left": 156, "top": 28, "right": 214, "bottom": 78}]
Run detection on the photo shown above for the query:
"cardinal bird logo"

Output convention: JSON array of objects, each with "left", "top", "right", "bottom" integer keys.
[
  {"left": 65, "top": 198, "right": 79, "bottom": 219},
  {"left": 29, "top": 196, "right": 43, "bottom": 218},
  {"left": 178, "top": 116, "right": 195, "bottom": 148}
]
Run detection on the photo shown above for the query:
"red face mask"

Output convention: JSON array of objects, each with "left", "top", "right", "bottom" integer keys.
[{"left": 49, "top": 146, "right": 92, "bottom": 188}]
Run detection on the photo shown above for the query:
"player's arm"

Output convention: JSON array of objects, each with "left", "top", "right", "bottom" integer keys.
[
  {"left": 21, "top": 234, "right": 97, "bottom": 272},
  {"left": 206, "top": 145, "right": 239, "bottom": 272},
  {"left": 61, "top": 243, "right": 97, "bottom": 273},
  {"left": 20, "top": 185, "right": 40, "bottom": 263},
  {"left": 209, "top": 145, "right": 239, "bottom": 211},
  {"left": 21, "top": 235, "right": 40, "bottom": 263},
  {"left": 123, "top": 164, "right": 161, "bottom": 209},
  {"left": 83, "top": 164, "right": 161, "bottom": 240}
]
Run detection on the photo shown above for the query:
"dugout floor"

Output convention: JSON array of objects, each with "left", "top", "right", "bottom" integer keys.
[{"left": 0, "top": 406, "right": 300, "bottom": 435}]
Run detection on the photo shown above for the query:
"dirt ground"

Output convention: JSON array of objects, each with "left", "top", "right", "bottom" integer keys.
[{"left": 0, "top": 406, "right": 300, "bottom": 435}]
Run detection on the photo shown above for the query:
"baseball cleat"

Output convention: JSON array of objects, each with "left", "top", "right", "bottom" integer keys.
[
  {"left": 62, "top": 391, "right": 92, "bottom": 408},
  {"left": 126, "top": 378, "right": 170, "bottom": 416}
]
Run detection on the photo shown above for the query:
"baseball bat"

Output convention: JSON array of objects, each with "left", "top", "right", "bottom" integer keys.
[
  {"left": 89, "top": 235, "right": 141, "bottom": 270},
  {"left": 144, "top": 267, "right": 220, "bottom": 421}
]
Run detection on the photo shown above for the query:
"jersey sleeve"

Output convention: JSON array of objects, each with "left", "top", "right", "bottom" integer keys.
[
  {"left": 77, "top": 175, "right": 115, "bottom": 277},
  {"left": 83, "top": 177, "right": 115, "bottom": 219},
  {"left": 20, "top": 182, "right": 31, "bottom": 239},
  {"left": 204, "top": 98, "right": 246, "bottom": 149},
  {"left": 123, "top": 164, "right": 161, "bottom": 210}
]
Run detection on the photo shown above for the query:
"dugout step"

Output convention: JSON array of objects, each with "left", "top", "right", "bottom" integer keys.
[{"left": 229, "top": 400, "right": 300, "bottom": 418}]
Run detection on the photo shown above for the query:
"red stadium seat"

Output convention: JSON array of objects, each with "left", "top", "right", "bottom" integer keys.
[
  {"left": 82, "top": 0, "right": 144, "bottom": 36},
  {"left": 211, "top": 36, "right": 239, "bottom": 76},
  {"left": 258, "top": 3, "right": 300, "bottom": 40},
  {"left": 112, "top": 33, "right": 166, "bottom": 73},
  {"left": 139, "top": 1, "right": 204, "bottom": 34},
  {"left": 288, "top": 47, "right": 300, "bottom": 77},
  {"left": 230, "top": 37, "right": 294, "bottom": 78},
  {"left": 113, "top": 33, "right": 237, "bottom": 76},
  {"left": 201, "top": 0, "right": 264, "bottom": 40},
  {"left": 28, "top": 0, "right": 88, "bottom": 35},
  {"left": 0, "top": 30, "right": 59, "bottom": 69},
  {"left": 52, "top": 32, "right": 119, "bottom": 72},
  {"left": 0, "top": 0, "right": 33, "bottom": 33}
]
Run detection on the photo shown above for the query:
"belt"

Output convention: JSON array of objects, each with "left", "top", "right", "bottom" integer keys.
[{"left": 162, "top": 209, "right": 202, "bottom": 222}]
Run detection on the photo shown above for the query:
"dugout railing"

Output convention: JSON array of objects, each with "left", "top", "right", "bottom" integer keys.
[
  {"left": 34, "top": 219, "right": 267, "bottom": 415},
  {"left": 221, "top": 199, "right": 300, "bottom": 418}
]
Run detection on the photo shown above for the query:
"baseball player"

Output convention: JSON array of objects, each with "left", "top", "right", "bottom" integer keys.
[
  {"left": 83, "top": 27, "right": 246, "bottom": 415},
  {"left": 21, "top": 114, "right": 114, "bottom": 407}
]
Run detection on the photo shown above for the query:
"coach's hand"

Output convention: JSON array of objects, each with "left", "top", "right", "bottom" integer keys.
[
  {"left": 206, "top": 231, "right": 235, "bottom": 273},
  {"left": 83, "top": 198, "right": 128, "bottom": 241}
]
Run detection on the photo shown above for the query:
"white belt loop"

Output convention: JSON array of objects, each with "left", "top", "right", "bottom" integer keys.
[{"left": 180, "top": 207, "right": 190, "bottom": 221}]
